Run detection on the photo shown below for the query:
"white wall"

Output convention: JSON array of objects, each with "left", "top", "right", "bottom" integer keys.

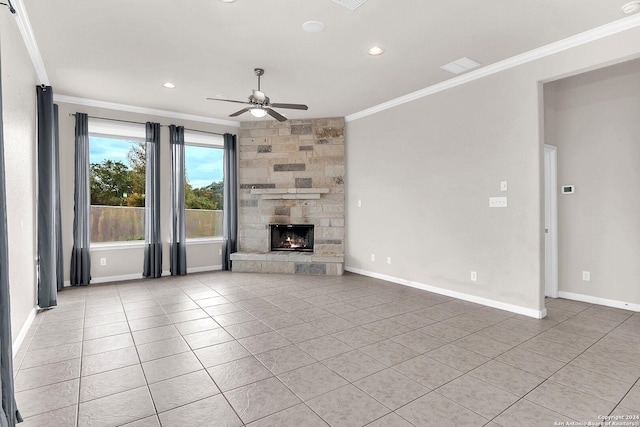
[
  {"left": 545, "top": 59, "right": 640, "bottom": 306},
  {"left": 56, "top": 102, "right": 237, "bottom": 282},
  {"left": 345, "top": 26, "right": 640, "bottom": 316},
  {"left": 1, "top": 12, "right": 39, "bottom": 342}
]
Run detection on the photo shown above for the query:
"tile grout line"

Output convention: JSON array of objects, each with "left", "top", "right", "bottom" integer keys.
[
  {"left": 486, "top": 304, "right": 636, "bottom": 425},
  {"left": 188, "top": 280, "right": 251, "bottom": 427},
  {"left": 14, "top": 275, "right": 640, "bottom": 426},
  {"left": 119, "top": 281, "right": 159, "bottom": 427},
  {"left": 75, "top": 291, "right": 87, "bottom": 427}
]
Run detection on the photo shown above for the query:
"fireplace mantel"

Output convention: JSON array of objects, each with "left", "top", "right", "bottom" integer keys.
[{"left": 250, "top": 188, "right": 330, "bottom": 200}]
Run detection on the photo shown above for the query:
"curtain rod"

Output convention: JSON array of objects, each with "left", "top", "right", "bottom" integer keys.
[
  {"left": 0, "top": 1, "right": 16, "bottom": 14},
  {"left": 68, "top": 114, "right": 227, "bottom": 136},
  {"left": 183, "top": 128, "right": 225, "bottom": 137},
  {"left": 68, "top": 113, "right": 160, "bottom": 127}
]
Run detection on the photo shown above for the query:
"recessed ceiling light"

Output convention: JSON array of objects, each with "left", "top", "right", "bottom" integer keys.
[
  {"left": 302, "top": 21, "right": 325, "bottom": 33},
  {"left": 440, "top": 57, "right": 481, "bottom": 74},
  {"left": 368, "top": 46, "right": 384, "bottom": 56},
  {"left": 622, "top": 1, "right": 640, "bottom": 13},
  {"left": 163, "top": 82, "right": 176, "bottom": 89},
  {"left": 221, "top": 0, "right": 236, "bottom": 3}
]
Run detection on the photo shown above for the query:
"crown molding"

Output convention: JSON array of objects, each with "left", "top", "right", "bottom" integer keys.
[
  {"left": 11, "top": 0, "right": 49, "bottom": 84},
  {"left": 345, "top": 14, "right": 640, "bottom": 123},
  {"left": 53, "top": 94, "right": 241, "bottom": 128},
  {"left": 13, "top": 0, "right": 640, "bottom": 125}
]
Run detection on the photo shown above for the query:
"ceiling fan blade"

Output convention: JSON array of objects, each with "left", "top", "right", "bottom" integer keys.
[
  {"left": 206, "top": 98, "right": 252, "bottom": 105},
  {"left": 229, "top": 108, "right": 251, "bottom": 117},
  {"left": 266, "top": 108, "right": 287, "bottom": 122},
  {"left": 270, "top": 103, "right": 308, "bottom": 110}
]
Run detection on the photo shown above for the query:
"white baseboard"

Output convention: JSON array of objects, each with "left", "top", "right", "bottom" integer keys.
[
  {"left": 65, "top": 267, "right": 224, "bottom": 286},
  {"left": 13, "top": 307, "right": 37, "bottom": 357},
  {"left": 345, "top": 267, "right": 546, "bottom": 319},
  {"left": 90, "top": 273, "right": 144, "bottom": 284},
  {"left": 188, "top": 265, "right": 223, "bottom": 274},
  {"left": 558, "top": 291, "right": 640, "bottom": 312}
]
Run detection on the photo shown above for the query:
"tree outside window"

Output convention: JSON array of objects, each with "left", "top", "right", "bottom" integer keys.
[
  {"left": 184, "top": 144, "right": 224, "bottom": 238},
  {"left": 89, "top": 137, "right": 145, "bottom": 242}
]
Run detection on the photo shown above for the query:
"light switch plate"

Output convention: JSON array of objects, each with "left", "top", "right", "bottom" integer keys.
[{"left": 500, "top": 181, "right": 508, "bottom": 191}]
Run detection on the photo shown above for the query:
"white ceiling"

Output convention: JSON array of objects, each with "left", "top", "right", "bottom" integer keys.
[{"left": 21, "top": 0, "right": 634, "bottom": 122}]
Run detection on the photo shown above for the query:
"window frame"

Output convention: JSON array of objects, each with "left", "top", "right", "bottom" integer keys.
[
  {"left": 183, "top": 131, "right": 224, "bottom": 244},
  {"left": 88, "top": 119, "right": 147, "bottom": 249}
]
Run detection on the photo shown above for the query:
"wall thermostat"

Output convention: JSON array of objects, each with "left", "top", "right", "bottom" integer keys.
[{"left": 561, "top": 185, "right": 575, "bottom": 194}]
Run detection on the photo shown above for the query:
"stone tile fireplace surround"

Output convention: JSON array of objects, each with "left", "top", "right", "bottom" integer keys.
[{"left": 230, "top": 117, "right": 345, "bottom": 275}]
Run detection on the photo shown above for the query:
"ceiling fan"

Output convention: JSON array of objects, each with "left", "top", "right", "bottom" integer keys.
[{"left": 207, "top": 68, "right": 308, "bottom": 122}]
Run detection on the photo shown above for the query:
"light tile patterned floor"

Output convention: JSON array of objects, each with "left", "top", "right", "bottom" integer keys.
[{"left": 11, "top": 271, "right": 640, "bottom": 426}]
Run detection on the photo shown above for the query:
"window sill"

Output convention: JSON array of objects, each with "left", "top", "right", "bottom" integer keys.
[
  {"left": 90, "top": 238, "right": 223, "bottom": 251},
  {"left": 91, "top": 241, "right": 145, "bottom": 251},
  {"left": 186, "top": 237, "right": 224, "bottom": 245}
]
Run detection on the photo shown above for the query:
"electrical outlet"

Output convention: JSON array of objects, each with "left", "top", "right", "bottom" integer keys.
[
  {"left": 470, "top": 271, "right": 477, "bottom": 282},
  {"left": 387, "top": 257, "right": 392, "bottom": 265},
  {"left": 370, "top": 254, "right": 375, "bottom": 262},
  {"left": 100, "top": 258, "right": 106, "bottom": 266},
  {"left": 489, "top": 197, "right": 508, "bottom": 207},
  {"left": 582, "top": 271, "right": 591, "bottom": 282}
]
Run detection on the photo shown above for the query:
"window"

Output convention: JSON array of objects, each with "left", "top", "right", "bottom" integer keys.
[
  {"left": 184, "top": 131, "right": 224, "bottom": 239},
  {"left": 88, "top": 120, "right": 146, "bottom": 243}
]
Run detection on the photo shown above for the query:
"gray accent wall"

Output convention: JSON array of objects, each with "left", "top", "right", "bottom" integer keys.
[
  {"left": 345, "top": 27, "right": 640, "bottom": 315},
  {"left": 545, "top": 59, "right": 640, "bottom": 306},
  {"left": 1, "top": 12, "right": 39, "bottom": 342}
]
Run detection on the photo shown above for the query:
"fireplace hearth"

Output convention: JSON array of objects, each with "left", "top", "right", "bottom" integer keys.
[{"left": 271, "top": 224, "right": 314, "bottom": 252}]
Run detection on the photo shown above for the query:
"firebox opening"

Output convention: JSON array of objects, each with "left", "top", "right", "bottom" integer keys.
[{"left": 270, "top": 224, "right": 314, "bottom": 252}]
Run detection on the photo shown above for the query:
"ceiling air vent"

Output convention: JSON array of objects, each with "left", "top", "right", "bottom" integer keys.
[
  {"left": 331, "top": 0, "right": 368, "bottom": 10},
  {"left": 441, "top": 57, "right": 481, "bottom": 74}
]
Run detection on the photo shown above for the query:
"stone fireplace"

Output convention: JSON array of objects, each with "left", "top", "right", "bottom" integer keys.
[{"left": 230, "top": 117, "right": 345, "bottom": 275}]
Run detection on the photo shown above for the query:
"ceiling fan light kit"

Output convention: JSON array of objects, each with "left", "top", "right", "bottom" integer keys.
[
  {"left": 207, "top": 68, "right": 308, "bottom": 122},
  {"left": 250, "top": 108, "right": 267, "bottom": 118}
]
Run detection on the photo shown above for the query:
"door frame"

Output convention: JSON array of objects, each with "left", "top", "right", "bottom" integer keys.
[{"left": 544, "top": 144, "right": 559, "bottom": 298}]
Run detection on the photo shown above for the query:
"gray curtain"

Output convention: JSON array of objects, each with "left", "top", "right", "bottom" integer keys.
[
  {"left": 54, "top": 105, "right": 64, "bottom": 290},
  {"left": 222, "top": 133, "right": 238, "bottom": 270},
  {"left": 0, "top": 37, "right": 22, "bottom": 427},
  {"left": 36, "top": 86, "right": 62, "bottom": 307},
  {"left": 169, "top": 125, "right": 187, "bottom": 276},
  {"left": 70, "top": 113, "right": 91, "bottom": 286},
  {"left": 143, "top": 122, "right": 162, "bottom": 278}
]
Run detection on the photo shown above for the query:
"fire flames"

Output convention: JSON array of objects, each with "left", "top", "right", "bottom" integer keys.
[{"left": 280, "top": 234, "right": 307, "bottom": 249}]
